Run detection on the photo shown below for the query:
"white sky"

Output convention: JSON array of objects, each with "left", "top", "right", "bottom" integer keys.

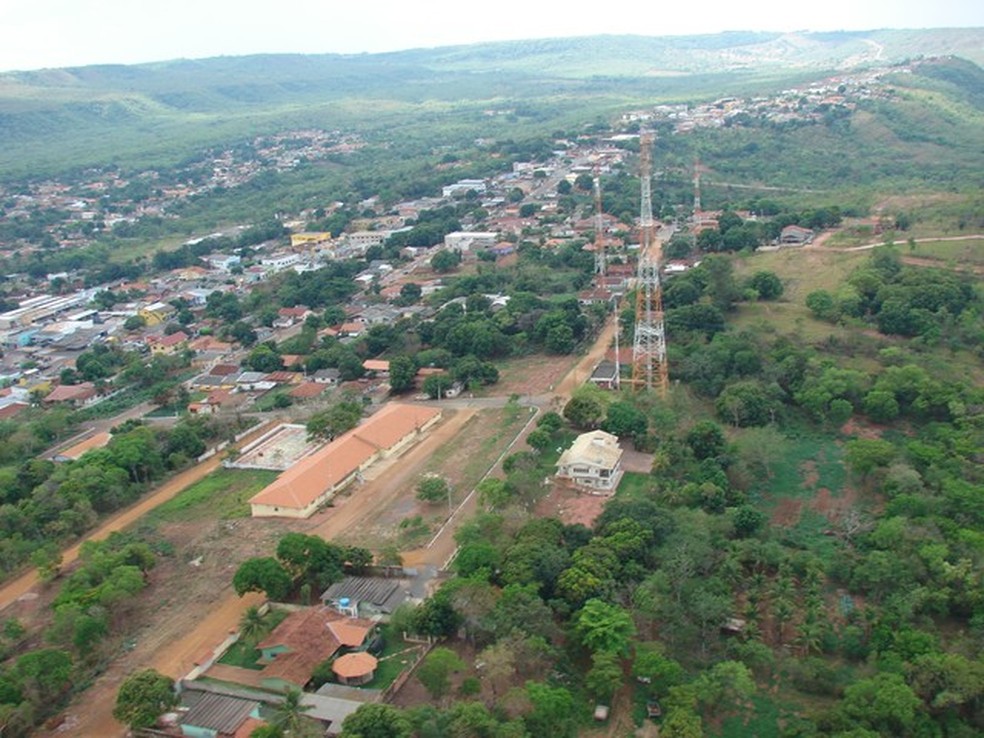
[{"left": 1, "top": 0, "right": 981, "bottom": 72}]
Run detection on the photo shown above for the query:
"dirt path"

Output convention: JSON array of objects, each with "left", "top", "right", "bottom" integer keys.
[
  {"left": 809, "top": 233, "right": 984, "bottom": 253},
  {"left": 554, "top": 317, "right": 616, "bottom": 398},
  {"left": 0, "top": 419, "right": 279, "bottom": 614},
  {"left": 405, "top": 316, "right": 617, "bottom": 569},
  {"left": 39, "top": 319, "right": 618, "bottom": 737},
  {"left": 45, "top": 412, "right": 472, "bottom": 738}
]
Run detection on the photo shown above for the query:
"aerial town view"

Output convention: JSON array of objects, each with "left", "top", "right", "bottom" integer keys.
[{"left": 0, "top": 2, "right": 982, "bottom": 737}]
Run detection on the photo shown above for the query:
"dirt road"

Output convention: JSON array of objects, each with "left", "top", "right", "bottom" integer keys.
[
  {"left": 40, "top": 318, "right": 617, "bottom": 737},
  {"left": 0, "top": 420, "right": 279, "bottom": 614},
  {"left": 404, "top": 315, "right": 617, "bottom": 569},
  {"left": 44, "top": 412, "right": 474, "bottom": 738}
]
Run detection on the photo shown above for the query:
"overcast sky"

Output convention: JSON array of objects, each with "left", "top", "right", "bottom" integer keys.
[{"left": 1, "top": 0, "right": 981, "bottom": 73}]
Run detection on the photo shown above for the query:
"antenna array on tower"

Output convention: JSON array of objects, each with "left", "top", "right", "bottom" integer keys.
[{"left": 630, "top": 132, "right": 669, "bottom": 397}]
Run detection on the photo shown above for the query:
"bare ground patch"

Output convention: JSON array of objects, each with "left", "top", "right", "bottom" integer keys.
[
  {"left": 771, "top": 497, "right": 804, "bottom": 527},
  {"left": 535, "top": 483, "right": 609, "bottom": 528},
  {"left": 800, "top": 460, "right": 819, "bottom": 490}
]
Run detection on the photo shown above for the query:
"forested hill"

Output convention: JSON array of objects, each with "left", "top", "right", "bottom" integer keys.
[{"left": 0, "top": 28, "right": 981, "bottom": 178}]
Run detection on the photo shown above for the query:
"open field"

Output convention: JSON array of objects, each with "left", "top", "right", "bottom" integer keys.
[
  {"left": 145, "top": 468, "right": 280, "bottom": 523},
  {"left": 332, "top": 405, "right": 530, "bottom": 551}
]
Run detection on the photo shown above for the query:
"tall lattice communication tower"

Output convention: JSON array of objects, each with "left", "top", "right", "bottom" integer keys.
[
  {"left": 593, "top": 168, "right": 606, "bottom": 276},
  {"left": 631, "top": 133, "right": 669, "bottom": 397},
  {"left": 693, "top": 156, "right": 702, "bottom": 217}
]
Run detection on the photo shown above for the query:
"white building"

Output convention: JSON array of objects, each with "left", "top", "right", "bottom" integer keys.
[
  {"left": 444, "top": 231, "right": 498, "bottom": 253},
  {"left": 442, "top": 179, "right": 487, "bottom": 198},
  {"left": 261, "top": 252, "right": 302, "bottom": 272},
  {"left": 555, "top": 430, "right": 624, "bottom": 494}
]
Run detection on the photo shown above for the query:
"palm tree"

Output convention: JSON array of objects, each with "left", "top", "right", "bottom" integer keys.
[
  {"left": 273, "top": 687, "right": 315, "bottom": 736},
  {"left": 239, "top": 606, "right": 266, "bottom": 646}
]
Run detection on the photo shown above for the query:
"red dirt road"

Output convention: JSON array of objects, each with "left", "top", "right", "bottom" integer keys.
[
  {"left": 0, "top": 420, "right": 279, "bottom": 614},
  {"left": 44, "top": 411, "right": 474, "bottom": 738}
]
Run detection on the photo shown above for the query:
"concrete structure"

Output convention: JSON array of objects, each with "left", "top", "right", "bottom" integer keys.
[
  {"left": 443, "top": 231, "right": 498, "bottom": 253},
  {"left": 442, "top": 179, "right": 486, "bottom": 198},
  {"left": 249, "top": 404, "right": 441, "bottom": 518},
  {"left": 555, "top": 430, "right": 624, "bottom": 494},
  {"left": 588, "top": 360, "right": 619, "bottom": 390}
]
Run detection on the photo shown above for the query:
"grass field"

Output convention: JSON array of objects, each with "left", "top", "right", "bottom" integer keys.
[
  {"left": 910, "top": 238, "right": 984, "bottom": 266},
  {"left": 617, "top": 471, "right": 658, "bottom": 500},
  {"left": 146, "top": 468, "right": 279, "bottom": 523}
]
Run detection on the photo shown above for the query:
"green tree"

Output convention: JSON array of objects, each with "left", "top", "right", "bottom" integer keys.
[
  {"left": 417, "top": 475, "right": 451, "bottom": 505},
  {"left": 239, "top": 605, "right": 268, "bottom": 646},
  {"left": 586, "top": 650, "right": 623, "bottom": 701},
  {"left": 524, "top": 682, "right": 577, "bottom": 738},
  {"left": 526, "top": 427, "right": 553, "bottom": 453},
  {"left": 307, "top": 401, "right": 362, "bottom": 442},
  {"left": 685, "top": 420, "right": 727, "bottom": 460},
  {"left": 576, "top": 598, "right": 636, "bottom": 655},
  {"left": 388, "top": 355, "right": 417, "bottom": 394},
  {"left": 246, "top": 344, "right": 284, "bottom": 373},
  {"left": 340, "top": 703, "right": 412, "bottom": 738},
  {"left": 415, "top": 647, "right": 465, "bottom": 701},
  {"left": 602, "top": 401, "right": 648, "bottom": 440},
  {"left": 431, "top": 250, "right": 461, "bottom": 273},
  {"left": 232, "top": 557, "right": 292, "bottom": 601},
  {"left": 839, "top": 672, "right": 922, "bottom": 736},
  {"left": 423, "top": 374, "right": 453, "bottom": 399},
  {"left": 806, "top": 290, "right": 838, "bottom": 320},
  {"left": 272, "top": 687, "right": 316, "bottom": 736},
  {"left": 746, "top": 271, "right": 784, "bottom": 300},
  {"left": 112, "top": 669, "right": 177, "bottom": 730},
  {"left": 563, "top": 392, "right": 606, "bottom": 430}
]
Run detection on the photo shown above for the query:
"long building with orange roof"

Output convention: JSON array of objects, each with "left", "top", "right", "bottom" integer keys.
[{"left": 248, "top": 403, "right": 441, "bottom": 518}]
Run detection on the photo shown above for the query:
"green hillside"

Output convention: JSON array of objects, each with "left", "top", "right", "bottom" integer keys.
[{"left": 0, "top": 29, "right": 980, "bottom": 179}]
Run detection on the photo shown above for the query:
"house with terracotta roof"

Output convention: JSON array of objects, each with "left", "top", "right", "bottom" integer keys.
[
  {"left": 146, "top": 330, "right": 190, "bottom": 356},
  {"left": 249, "top": 403, "right": 441, "bottom": 518},
  {"left": 257, "top": 608, "right": 375, "bottom": 692},
  {"left": 361, "top": 359, "right": 389, "bottom": 376},
  {"left": 289, "top": 382, "right": 327, "bottom": 401},
  {"left": 43, "top": 382, "right": 98, "bottom": 407}
]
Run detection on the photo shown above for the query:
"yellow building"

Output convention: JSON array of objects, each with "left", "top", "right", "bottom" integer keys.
[{"left": 290, "top": 232, "right": 332, "bottom": 248}]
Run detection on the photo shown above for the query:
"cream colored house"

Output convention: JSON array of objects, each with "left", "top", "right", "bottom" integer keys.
[{"left": 555, "top": 430, "right": 624, "bottom": 494}]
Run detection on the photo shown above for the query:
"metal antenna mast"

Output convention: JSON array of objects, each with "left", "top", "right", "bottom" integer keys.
[
  {"left": 593, "top": 167, "right": 606, "bottom": 276},
  {"left": 631, "top": 132, "right": 669, "bottom": 397}
]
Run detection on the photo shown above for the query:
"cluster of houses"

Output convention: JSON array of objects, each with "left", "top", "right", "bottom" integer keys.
[{"left": 165, "top": 573, "right": 420, "bottom": 737}]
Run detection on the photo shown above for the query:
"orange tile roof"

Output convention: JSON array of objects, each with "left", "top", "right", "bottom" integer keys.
[
  {"left": 258, "top": 608, "right": 372, "bottom": 687},
  {"left": 45, "top": 382, "right": 96, "bottom": 403},
  {"left": 234, "top": 718, "right": 267, "bottom": 738},
  {"left": 0, "top": 403, "right": 28, "bottom": 420},
  {"left": 332, "top": 652, "right": 377, "bottom": 679},
  {"left": 362, "top": 359, "right": 390, "bottom": 372},
  {"left": 289, "top": 382, "right": 326, "bottom": 399},
  {"left": 249, "top": 403, "right": 440, "bottom": 511}
]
